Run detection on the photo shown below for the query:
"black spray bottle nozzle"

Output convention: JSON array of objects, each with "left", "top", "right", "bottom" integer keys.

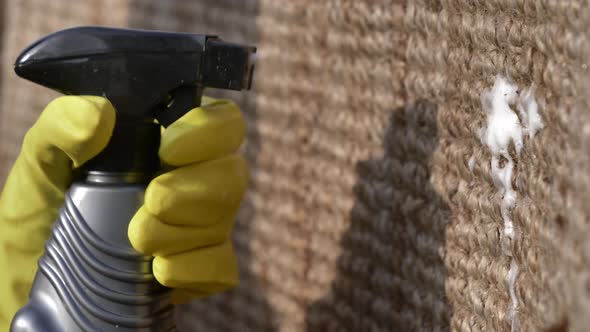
[
  {"left": 15, "top": 26, "right": 256, "bottom": 127},
  {"left": 14, "top": 26, "right": 257, "bottom": 175}
]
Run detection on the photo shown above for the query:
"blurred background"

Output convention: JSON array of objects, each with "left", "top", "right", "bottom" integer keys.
[
  {"left": 0, "top": 1, "right": 413, "bottom": 331},
  {"left": 1, "top": 1, "right": 589, "bottom": 331}
]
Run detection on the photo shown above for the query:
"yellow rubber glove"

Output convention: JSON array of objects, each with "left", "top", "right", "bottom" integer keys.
[
  {"left": 128, "top": 96, "right": 248, "bottom": 303},
  {"left": 0, "top": 95, "right": 247, "bottom": 330},
  {"left": 0, "top": 96, "right": 116, "bottom": 331}
]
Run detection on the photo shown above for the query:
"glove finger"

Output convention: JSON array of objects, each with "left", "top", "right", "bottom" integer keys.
[
  {"left": 144, "top": 154, "right": 248, "bottom": 226},
  {"left": 128, "top": 206, "right": 233, "bottom": 256},
  {"left": 158, "top": 98, "right": 246, "bottom": 167},
  {"left": 153, "top": 241, "right": 238, "bottom": 293},
  {"left": 0, "top": 96, "right": 115, "bottom": 247}
]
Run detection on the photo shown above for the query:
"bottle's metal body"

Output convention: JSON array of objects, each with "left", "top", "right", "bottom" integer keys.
[{"left": 10, "top": 177, "right": 175, "bottom": 332}]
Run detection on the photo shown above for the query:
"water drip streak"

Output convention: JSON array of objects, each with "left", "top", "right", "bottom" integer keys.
[{"left": 478, "top": 75, "right": 543, "bottom": 332}]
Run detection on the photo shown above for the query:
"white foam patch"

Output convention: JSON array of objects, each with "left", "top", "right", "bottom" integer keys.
[
  {"left": 468, "top": 155, "right": 476, "bottom": 172},
  {"left": 478, "top": 75, "right": 544, "bottom": 332},
  {"left": 479, "top": 75, "right": 523, "bottom": 157},
  {"left": 517, "top": 86, "right": 544, "bottom": 139}
]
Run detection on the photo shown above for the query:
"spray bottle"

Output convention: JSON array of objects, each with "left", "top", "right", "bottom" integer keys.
[{"left": 8, "top": 26, "right": 256, "bottom": 332}]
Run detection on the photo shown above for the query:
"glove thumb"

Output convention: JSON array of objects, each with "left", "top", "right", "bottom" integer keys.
[{"left": 1, "top": 96, "right": 116, "bottom": 226}]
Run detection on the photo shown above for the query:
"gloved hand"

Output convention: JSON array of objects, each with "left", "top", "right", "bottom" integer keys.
[
  {"left": 128, "top": 96, "right": 248, "bottom": 303},
  {"left": 0, "top": 95, "right": 247, "bottom": 330}
]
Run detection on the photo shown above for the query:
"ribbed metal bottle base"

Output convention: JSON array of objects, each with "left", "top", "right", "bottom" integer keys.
[{"left": 10, "top": 182, "right": 176, "bottom": 332}]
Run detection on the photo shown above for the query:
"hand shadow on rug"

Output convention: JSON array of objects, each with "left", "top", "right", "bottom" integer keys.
[{"left": 306, "top": 100, "right": 452, "bottom": 331}]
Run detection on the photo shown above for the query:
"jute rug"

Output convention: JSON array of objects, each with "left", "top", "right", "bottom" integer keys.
[{"left": 0, "top": 1, "right": 588, "bottom": 331}]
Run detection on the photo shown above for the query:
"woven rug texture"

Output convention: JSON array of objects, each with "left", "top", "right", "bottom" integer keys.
[{"left": 1, "top": 1, "right": 589, "bottom": 331}]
